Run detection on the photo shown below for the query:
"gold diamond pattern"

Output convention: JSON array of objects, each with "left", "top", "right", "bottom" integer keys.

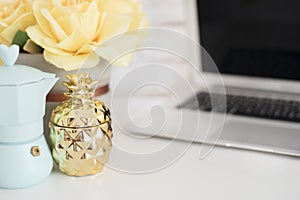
[
  {"left": 49, "top": 74, "right": 113, "bottom": 176},
  {"left": 50, "top": 125, "right": 112, "bottom": 176}
]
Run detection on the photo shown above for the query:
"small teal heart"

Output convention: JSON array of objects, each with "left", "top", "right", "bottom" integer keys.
[{"left": 0, "top": 44, "right": 19, "bottom": 66}]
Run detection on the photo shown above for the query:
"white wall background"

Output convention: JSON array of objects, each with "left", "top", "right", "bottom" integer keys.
[{"left": 109, "top": 0, "right": 194, "bottom": 96}]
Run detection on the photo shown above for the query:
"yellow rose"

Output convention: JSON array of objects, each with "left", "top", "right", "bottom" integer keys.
[
  {"left": 0, "top": 0, "right": 35, "bottom": 45},
  {"left": 27, "top": 0, "right": 148, "bottom": 71}
]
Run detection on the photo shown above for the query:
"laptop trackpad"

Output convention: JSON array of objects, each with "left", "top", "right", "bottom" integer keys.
[{"left": 220, "top": 120, "right": 300, "bottom": 152}]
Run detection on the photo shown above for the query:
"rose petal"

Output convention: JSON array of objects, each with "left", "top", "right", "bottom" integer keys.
[
  {"left": 40, "top": 8, "right": 67, "bottom": 41},
  {"left": 102, "top": 0, "right": 149, "bottom": 31},
  {"left": 0, "top": 35, "right": 10, "bottom": 46},
  {"left": 27, "top": 25, "right": 69, "bottom": 55},
  {"left": 51, "top": 0, "right": 63, "bottom": 7},
  {"left": 95, "top": 13, "right": 131, "bottom": 43},
  {"left": 94, "top": 33, "right": 140, "bottom": 66},
  {"left": 100, "top": 0, "right": 137, "bottom": 14},
  {"left": 44, "top": 50, "right": 100, "bottom": 71},
  {"left": 68, "top": 1, "right": 100, "bottom": 40},
  {"left": 96, "top": 45, "right": 134, "bottom": 66},
  {"left": 3, "top": 4, "right": 26, "bottom": 25},
  {"left": 0, "top": 21, "right": 8, "bottom": 32},
  {"left": 32, "top": 0, "right": 53, "bottom": 38},
  {"left": 26, "top": 25, "right": 49, "bottom": 47},
  {"left": 1, "top": 13, "right": 35, "bottom": 43},
  {"left": 51, "top": 6, "right": 74, "bottom": 35},
  {"left": 129, "top": 12, "right": 149, "bottom": 30},
  {"left": 44, "top": 38, "right": 71, "bottom": 55},
  {"left": 57, "top": 30, "right": 90, "bottom": 52},
  {"left": 76, "top": 44, "right": 93, "bottom": 55}
]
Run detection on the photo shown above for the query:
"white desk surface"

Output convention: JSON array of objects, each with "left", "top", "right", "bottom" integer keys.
[
  {"left": 2, "top": 93, "right": 300, "bottom": 200},
  {"left": 4, "top": 1, "right": 299, "bottom": 198}
]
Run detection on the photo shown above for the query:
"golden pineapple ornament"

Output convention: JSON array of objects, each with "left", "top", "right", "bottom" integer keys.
[{"left": 49, "top": 74, "right": 112, "bottom": 176}]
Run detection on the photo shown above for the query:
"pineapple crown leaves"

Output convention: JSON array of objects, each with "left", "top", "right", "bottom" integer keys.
[{"left": 63, "top": 73, "right": 98, "bottom": 98}]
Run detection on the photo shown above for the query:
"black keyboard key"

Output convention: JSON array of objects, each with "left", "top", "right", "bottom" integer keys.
[{"left": 180, "top": 92, "right": 300, "bottom": 123}]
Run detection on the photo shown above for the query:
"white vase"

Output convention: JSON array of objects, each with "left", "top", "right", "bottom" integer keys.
[
  {"left": 16, "top": 53, "right": 111, "bottom": 146},
  {"left": 16, "top": 53, "right": 111, "bottom": 94}
]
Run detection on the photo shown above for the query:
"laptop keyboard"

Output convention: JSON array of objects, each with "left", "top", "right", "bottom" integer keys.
[{"left": 180, "top": 92, "right": 300, "bottom": 122}]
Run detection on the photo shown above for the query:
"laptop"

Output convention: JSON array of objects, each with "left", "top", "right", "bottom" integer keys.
[{"left": 123, "top": 0, "right": 300, "bottom": 157}]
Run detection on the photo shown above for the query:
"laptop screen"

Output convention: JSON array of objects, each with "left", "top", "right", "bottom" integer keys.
[{"left": 197, "top": 0, "right": 300, "bottom": 80}]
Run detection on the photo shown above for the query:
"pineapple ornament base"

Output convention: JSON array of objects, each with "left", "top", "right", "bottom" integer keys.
[{"left": 49, "top": 74, "right": 113, "bottom": 176}]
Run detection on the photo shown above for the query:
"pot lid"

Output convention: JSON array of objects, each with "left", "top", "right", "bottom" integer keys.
[{"left": 0, "top": 44, "right": 55, "bottom": 86}]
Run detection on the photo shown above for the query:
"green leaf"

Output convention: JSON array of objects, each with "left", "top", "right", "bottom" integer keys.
[{"left": 11, "top": 30, "right": 29, "bottom": 50}]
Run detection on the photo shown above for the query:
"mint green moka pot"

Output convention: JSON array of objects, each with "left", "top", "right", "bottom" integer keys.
[{"left": 0, "top": 45, "right": 58, "bottom": 189}]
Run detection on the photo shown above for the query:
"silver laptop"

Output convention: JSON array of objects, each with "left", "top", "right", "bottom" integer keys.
[{"left": 123, "top": 0, "right": 300, "bottom": 157}]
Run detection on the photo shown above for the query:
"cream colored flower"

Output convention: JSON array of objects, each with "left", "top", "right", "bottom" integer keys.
[
  {"left": 27, "top": 0, "right": 148, "bottom": 71},
  {"left": 0, "top": 0, "right": 35, "bottom": 45}
]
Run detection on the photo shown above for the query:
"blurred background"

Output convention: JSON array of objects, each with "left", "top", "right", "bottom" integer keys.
[{"left": 109, "top": 0, "right": 191, "bottom": 95}]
